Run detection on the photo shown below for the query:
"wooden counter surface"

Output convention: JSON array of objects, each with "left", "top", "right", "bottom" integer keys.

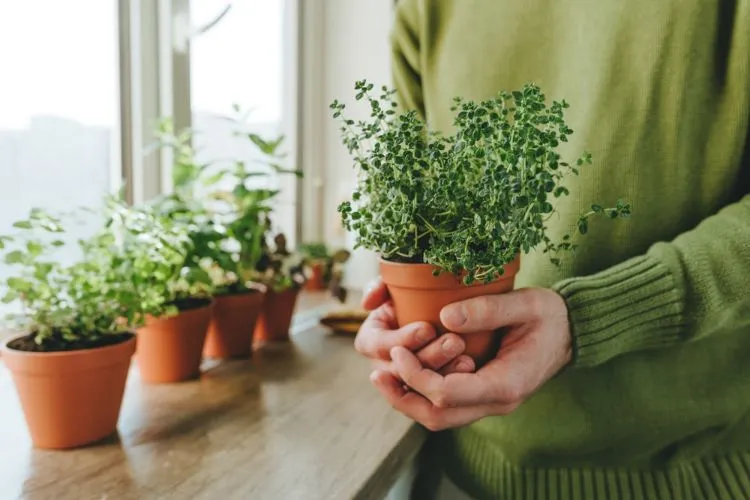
[{"left": 0, "top": 293, "right": 426, "bottom": 500}]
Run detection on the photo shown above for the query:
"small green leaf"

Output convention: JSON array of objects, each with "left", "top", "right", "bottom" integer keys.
[
  {"left": 4, "top": 250, "right": 25, "bottom": 264},
  {"left": 13, "top": 220, "right": 32, "bottom": 229},
  {"left": 27, "top": 241, "right": 43, "bottom": 256},
  {"left": 1, "top": 289, "right": 19, "bottom": 304}
]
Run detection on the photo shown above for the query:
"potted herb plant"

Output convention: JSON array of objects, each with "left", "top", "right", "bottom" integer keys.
[
  {"left": 253, "top": 232, "right": 308, "bottom": 344},
  {"left": 151, "top": 115, "right": 303, "bottom": 359},
  {"left": 204, "top": 122, "right": 303, "bottom": 358},
  {"left": 332, "top": 81, "right": 630, "bottom": 363},
  {"left": 297, "top": 242, "right": 351, "bottom": 293},
  {"left": 131, "top": 203, "right": 216, "bottom": 383},
  {"left": 297, "top": 242, "right": 329, "bottom": 290},
  {"left": 133, "top": 127, "right": 218, "bottom": 379},
  {"left": 0, "top": 200, "right": 190, "bottom": 448}
]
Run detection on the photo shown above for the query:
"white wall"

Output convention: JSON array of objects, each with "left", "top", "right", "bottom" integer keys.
[{"left": 315, "top": 0, "right": 393, "bottom": 291}]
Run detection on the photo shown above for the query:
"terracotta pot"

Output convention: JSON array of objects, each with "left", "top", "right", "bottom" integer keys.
[
  {"left": 203, "top": 290, "right": 265, "bottom": 359},
  {"left": 304, "top": 261, "right": 327, "bottom": 291},
  {"left": 254, "top": 287, "right": 300, "bottom": 344},
  {"left": 379, "top": 255, "right": 521, "bottom": 364},
  {"left": 0, "top": 334, "right": 135, "bottom": 449},
  {"left": 135, "top": 300, "right": 213, "bottom": 383}
]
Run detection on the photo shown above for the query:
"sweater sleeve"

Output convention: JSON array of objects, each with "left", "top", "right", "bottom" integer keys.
[
  {"left": 552, "top": 194, "right": 750, "bottom": 368},
  {"left": 391, "top": 0, "right": 426, "bottom": 119}
]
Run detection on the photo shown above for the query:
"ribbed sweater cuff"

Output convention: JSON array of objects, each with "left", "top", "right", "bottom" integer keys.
[{"left": 552, "top": 255, "right": 686, "bottom": 368}]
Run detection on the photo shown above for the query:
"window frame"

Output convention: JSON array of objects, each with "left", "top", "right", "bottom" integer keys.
[{"left": 118, "top": 0, "right": 309, "bottom": 244}]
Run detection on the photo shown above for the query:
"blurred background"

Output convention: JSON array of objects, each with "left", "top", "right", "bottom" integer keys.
[{"left": 0, "top": 0, "right": 393, "bottom": 312}]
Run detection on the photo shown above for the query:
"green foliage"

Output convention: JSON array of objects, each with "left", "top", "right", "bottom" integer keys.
[
  {"left": 0, "top": 108, "right": 308, "bottom": 347},
  {"left": 298, "top": 242, "right": 329, "bottom": 260},
  {"left": 148, "top": 112, "right": 303, "bottom": 295},
  {"left": 254, "top": 233, "right": 307, "bottom": 292},
  {"left": 0, "top": 199, "right": 191, "bottom": 346},
  {"left": 332, "top": 80, "right": 630, "bottom": 284}
]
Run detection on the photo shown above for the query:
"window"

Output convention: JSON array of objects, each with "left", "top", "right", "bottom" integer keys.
[
  {"left": 189, "top": 0, "right": 298, "bottom": 244},
  {"left": 0, "top": 0, "right": 301, "bottom": 318},
  {"left": 0, "top": 0, "right": 120, "bottom": 312}
]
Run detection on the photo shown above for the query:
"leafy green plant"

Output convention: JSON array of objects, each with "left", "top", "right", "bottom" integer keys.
[
  {"left": 0, "top": 199, "right": 192, "bottom": 349},
  {"left": 254, "top": 232, "right": 307, "bottom": 292},
  {"left": 298, "top": 242, "right": 330, "bottom": 261},
  {"left": 147, "top": 113, "right": 302, "bottom": 296},
  {"left": 332, "top": 80, "right": 630, "bottom": 284},
  {"left": 297, "top": 241, "right": 351, "bottom": 299}
]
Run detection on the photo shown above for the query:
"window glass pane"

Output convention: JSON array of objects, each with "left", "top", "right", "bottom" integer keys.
[
  {"left": 189, "top": 0, "right": 296, "bottom": 241},
  {"left": 0, "top": 1, "right": 119, "bottom": 316},
  {"left": 190, "top": 1, "right": 283, "bottom": 123}
]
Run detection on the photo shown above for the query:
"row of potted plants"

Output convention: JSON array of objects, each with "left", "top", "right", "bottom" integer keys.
[{"left": 0, "top": 113, "right": 347, "bottom": 450}]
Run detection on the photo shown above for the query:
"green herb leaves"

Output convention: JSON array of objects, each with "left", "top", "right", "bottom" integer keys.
[
  {"left": 333, "top": 81, "right": 630, "bottom": 284},
  {"left": 0, "top": 200, "right": 192, "bottom": 345}
]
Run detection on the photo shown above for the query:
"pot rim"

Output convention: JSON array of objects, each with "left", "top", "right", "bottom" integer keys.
[
  {"left": 145, "top": 297, "right": 215, "bottom": 324},
  {"left": 378, "top": 253, "right": 521, "bottom": 290},
  {"left": 1, "top": 332, "right": 136, "bottom": 359}
]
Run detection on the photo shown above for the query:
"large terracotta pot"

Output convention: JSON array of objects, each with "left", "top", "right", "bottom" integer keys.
[
  {"left": 135, "top": 299, "right": 213, "bottom": 383},
  {"left": 1, "top": 334, "right": 136, "bottom": 449},
  {"left": 379, "top": 255, "right": 521, "bottom": 364},
  {"left": 304, "top": 261, "right": 327, "bottom": 291},
  {"left": 203, "top": 290, "right": 265, "bottom": 359},
  {"left": 254, "top": 287, "right": 300, "bottom": 344}
]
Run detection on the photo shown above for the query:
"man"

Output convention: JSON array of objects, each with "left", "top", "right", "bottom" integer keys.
[{"left": 354, "top": 1, "right": 750, "bottom": 498}]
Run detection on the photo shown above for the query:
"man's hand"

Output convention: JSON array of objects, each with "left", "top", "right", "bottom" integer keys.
[
  {"left": 369, "top": 288, "right": 573, "bottom": 431},
  {"left": 354, "top": 278, "right": 476, "bottom": 376}
]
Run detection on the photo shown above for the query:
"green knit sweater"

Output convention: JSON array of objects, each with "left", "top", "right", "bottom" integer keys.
[{"left": 391, "top": 1, "right": 750, "bottom": 498}]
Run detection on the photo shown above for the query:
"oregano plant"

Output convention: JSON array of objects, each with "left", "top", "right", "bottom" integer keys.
[{"left": 332, "top": 80, "right": 630, "bottom": 284}]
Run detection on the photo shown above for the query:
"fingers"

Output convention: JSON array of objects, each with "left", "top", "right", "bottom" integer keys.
[
  {"left": 370, "top": 370, "right": 496, "bottom": 431},
  {"left": 439, "top": 355, "right": 475, "bottom": 376},
  {"left": 371, "top": 346, "right": 474, "bottom": 378},
  {"left": 361, "top": 277, "right": 389, "bottom": 310},
  {"left": 414, "top": 333, "right": 467, "bottom": 371},
  {"left": 354, "top": 304, "right": 436, "bottom": 360},
  {"left": 440, "top": 288, "right": 541, "bottom": 333},
  {"left": 390, "top": 346, "right": 517, "bottom": 409}
]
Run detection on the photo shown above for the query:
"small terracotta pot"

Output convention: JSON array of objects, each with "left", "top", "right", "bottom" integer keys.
[
  {"left": 1, "top": 335, "right": 135, "bottom": 449},
  {"left": 304, "top": 261, "right": 327, "bottom": 291},
  {"left": 379, "top": 255, "right": 521, "bottom": 364},
  {"left": 135, "top": 300, "right": 213, "bottom": 383},
  {"left": 254, "top": 287, "right": 300, "bottom": 344},
  {"left": 203, "top": 290, "right": 265, "bottom": 359}
]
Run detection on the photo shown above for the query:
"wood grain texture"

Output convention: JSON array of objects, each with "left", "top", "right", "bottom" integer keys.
[{"left": 0, "top": 293, "right": 426, "bottom": 500}]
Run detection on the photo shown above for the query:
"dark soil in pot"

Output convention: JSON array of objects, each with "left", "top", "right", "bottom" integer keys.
[{"left": 7, "top": 332, "right": 135, "bottom": 353}]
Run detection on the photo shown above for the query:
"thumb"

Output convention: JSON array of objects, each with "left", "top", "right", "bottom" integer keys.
[
  {"left": 440, "top": 289, "right": 539, "bottom": 333},
  {"left": 362, "top": 277, "right": 389, "bottom": 311}
]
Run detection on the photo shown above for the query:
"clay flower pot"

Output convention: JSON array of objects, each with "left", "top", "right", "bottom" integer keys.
[
  {"left": 203, "top": 290, "right": 265, "bottom": 359},
  {"left": 135, "top": 299, "right": 213, "bottom": 383},
  {"left": 0, "top": 334, "right": 136, "bottom": 449},
  {"left": 304, "top": 261, "right": 327, "bottom": 291},
  {"left": 379, "top": 255, "right": 521, "bottom": 364},
  {"left": 254, "top": 287, "right": 300, "bottom": 344}
]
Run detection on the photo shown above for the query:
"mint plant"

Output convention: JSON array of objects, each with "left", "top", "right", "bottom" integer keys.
[
  {"left": 332, "top": 81, "right": 630, "bottom": 284},
  {"left": 0, "top": 198, "right": 191, "bottom": 350},
  {"left": 148, "top": 114, "right": 301, "bottom": 297}
]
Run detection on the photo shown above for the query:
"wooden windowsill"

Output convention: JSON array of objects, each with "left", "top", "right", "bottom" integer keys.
[{"left": 0, "top": 292, "right": 426, "bottom": 499}]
